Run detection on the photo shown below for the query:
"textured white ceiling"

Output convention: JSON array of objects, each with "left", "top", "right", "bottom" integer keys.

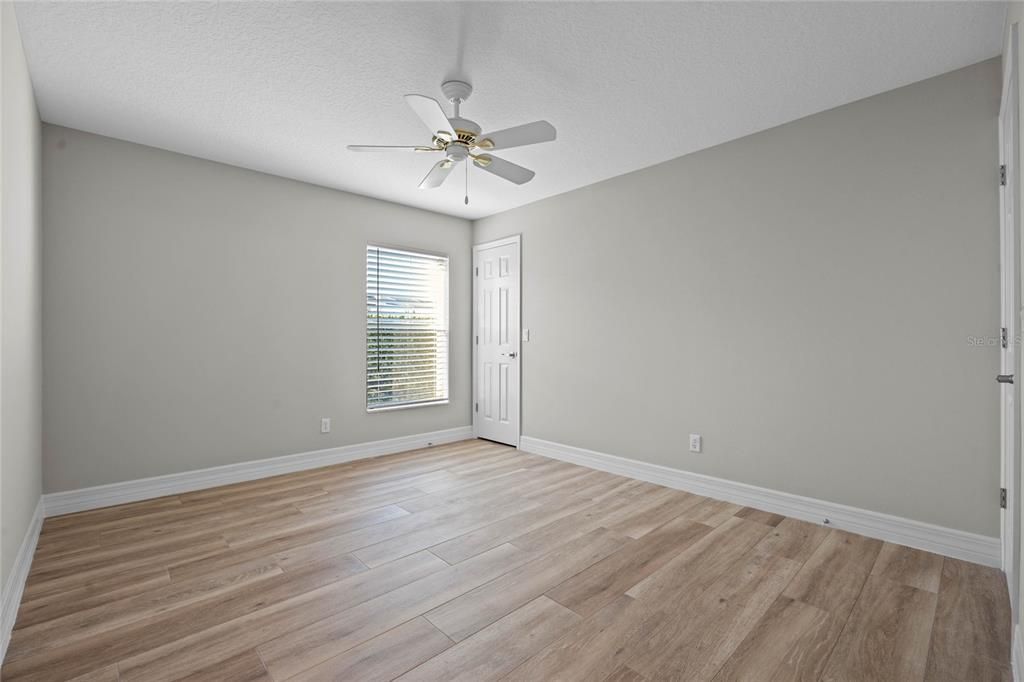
[{"left": 14, "top": 1, "right": 1006, "bottom": 220}]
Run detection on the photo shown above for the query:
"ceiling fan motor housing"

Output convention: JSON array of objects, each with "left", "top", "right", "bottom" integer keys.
[{"left": 449, "top": 116, "right": 481, "bottom": 141}]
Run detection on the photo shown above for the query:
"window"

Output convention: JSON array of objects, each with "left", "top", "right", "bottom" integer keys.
[{"left": 366, "top": 245, "right": 449, "bottom": 410}]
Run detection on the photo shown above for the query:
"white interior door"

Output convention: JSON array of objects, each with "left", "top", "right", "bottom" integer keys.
[
  {"left": 1000, "top": 23, "right": 1020, "bottom": 619},
  {"left": 473, "top": 235, "right": 521, "bottom": 446}
]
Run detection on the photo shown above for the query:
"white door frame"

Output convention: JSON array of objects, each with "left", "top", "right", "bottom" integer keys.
[
  {"left": 1000, "top": 21, "right": 1020, "bottom": 615},
  {"left": 472, "top": 234, "right": 522, "bottom": 447}
]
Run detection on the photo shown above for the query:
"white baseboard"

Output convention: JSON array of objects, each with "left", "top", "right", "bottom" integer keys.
[
  {"left": 1014, "top": 625, "right": 1023, "bottom": 682},
  {"left": 1, "top": 497, "right": 43, "bottom": 663},
  {"left": 44, "top": 426, "right": 474, "bottom": 517},
  {"left": 520, "top": 436, "right": 1001, "bottom": 567}
]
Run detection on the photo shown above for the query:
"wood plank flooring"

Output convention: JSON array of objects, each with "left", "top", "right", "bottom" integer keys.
[{"left": 2, "top": 439, "right": 1011, "bottom": 681}]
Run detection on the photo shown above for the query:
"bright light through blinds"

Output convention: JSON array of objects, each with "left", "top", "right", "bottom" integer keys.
[{"left": 366, "top": 246, "right": 450, "bottom": 410}]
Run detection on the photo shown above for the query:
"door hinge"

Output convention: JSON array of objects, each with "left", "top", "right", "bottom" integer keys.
[
  {"left": 475, "top": 267, "right": 479, "bottom": 276},
  {"left": 1001, "top": 165, "right": 1007, "bottom": 186},
  {"left": 475, "top": 402, "right": 479, "bottom": 412},
  {"left": 1001, "top": 487, "right": 1007, "bottom": 509},
  {"left": 475, "top": 335, "right": 479, "bottom": 345},
  {"left": 1002, "top": 327, "right": 1009, "bottom": 349}
]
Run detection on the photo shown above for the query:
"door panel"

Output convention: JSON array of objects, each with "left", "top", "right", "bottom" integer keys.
[{"left": 474, "top": 237, "right": 520, "bottom": 446}]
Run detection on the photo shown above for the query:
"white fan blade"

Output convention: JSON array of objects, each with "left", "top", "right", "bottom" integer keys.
[
  {"left": 405, "top": 95, "right": 455, "bottom": 139},
  {"left": 474, "top": 155, "right": 535, "bottom": 185},
  {"left": 477, "top": 121, "right": 556, "bottom": 150},
  {"left": 419, "top": 159, "right": 455, "bottom": 189},
  {"left": 347, "top": 145, "right": 439, "bottom": 152}
]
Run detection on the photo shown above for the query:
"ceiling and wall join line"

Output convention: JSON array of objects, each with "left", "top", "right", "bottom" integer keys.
[{"left": 12, "top": 1, "right": 1006, "bottom": 220}]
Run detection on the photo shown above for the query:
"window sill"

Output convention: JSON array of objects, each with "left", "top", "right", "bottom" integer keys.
[{"left": 367, "top": 400, "right": 450, "bottom": 413}]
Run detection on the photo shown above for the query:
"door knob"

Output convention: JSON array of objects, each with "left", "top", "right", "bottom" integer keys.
[
  {"left": 998, "top": 374, "right": 1014, "bottom": 384},
  {"left": 504, "top": 351, "right": 517, "bottom": 359}
]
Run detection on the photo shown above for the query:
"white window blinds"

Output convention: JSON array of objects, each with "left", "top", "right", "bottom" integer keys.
[{"left": 366, "top": 245, "right": 450, "bottom": 410}]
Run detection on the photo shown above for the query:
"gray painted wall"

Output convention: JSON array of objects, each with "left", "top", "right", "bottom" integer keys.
[
  {"left": 1, "top": 3, "right": 42, "bottom": 586},
  {"left": 475, "top": 59, "right": 1002, "bottom": 537},
  {"left": 42, "top": 126, "right": 472, "bottom": 492}
]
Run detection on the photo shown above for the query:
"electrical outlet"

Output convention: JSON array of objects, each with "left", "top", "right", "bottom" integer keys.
[
  {"left": 689, "top": 434, "right": 702, "bottom": 453},
  {"left": 321, "top": 417, "right": 331, "bottom": 434},
  {"left": 522, "top": 328, "right": 531, "bottom": 342}
]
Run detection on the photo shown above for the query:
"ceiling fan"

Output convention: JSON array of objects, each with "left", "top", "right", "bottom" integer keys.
[{"left": 348, "top": 80, "right": 556, "bottom": 203}]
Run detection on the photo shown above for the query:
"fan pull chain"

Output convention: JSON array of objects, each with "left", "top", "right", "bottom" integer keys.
[{"left": 464, "top": 160, "right": 469, "bottom": 205}]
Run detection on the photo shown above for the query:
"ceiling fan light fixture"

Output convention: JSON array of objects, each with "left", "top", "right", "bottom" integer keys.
[{"left": 446, "top": 145, "right": 470, "bottom": 163}]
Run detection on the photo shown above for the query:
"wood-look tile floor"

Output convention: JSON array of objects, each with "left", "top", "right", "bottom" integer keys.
[{"left": 2, "top": 439, "right": 1011, "bottom": 681}]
